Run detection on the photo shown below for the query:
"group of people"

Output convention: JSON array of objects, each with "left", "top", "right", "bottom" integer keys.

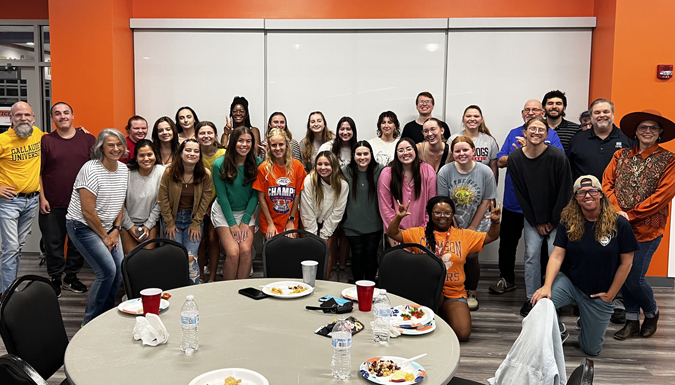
[{"left": 0, "top": 91, "right": 672, "bottom": 354}]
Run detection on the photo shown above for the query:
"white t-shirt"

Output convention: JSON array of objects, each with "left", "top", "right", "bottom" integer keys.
[
  {"left": 368, "top": 137, "right": 397, "bottom": 167},
  {"left": 66, "top": 160, "right": 129, "bottom": 231},
  {"left": 318, "top": 140, "right": 352, "bottom": 168},
  {"left": 449, "top": 131, "right": 499, "bottom": 166}
]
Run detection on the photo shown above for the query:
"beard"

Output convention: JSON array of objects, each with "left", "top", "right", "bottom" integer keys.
[{"left": 14, "top": 122, "right": 34, "bottom": 138}]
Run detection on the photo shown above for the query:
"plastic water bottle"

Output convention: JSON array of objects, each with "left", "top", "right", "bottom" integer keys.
[
  {"left": 180, "top": 295, "right": 199, "bottom": 354},
  {"left": 372, "top": 289, "right": 391, "bottom": 345},
  {"left": 331, "top": 315, "right": 352, "bottom": 380}
]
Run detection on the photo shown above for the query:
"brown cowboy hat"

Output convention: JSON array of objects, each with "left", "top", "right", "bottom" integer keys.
[{"left": 620, "top": 109, "right": 675, "bottom": 142}]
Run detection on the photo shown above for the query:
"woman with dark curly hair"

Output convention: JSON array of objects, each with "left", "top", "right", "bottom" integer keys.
[
  {"left": 533, "top": 175, "right": 638, "bottom": 356},
  {"left": 386, "top": 195, "right": 501, "bottom": 341}
]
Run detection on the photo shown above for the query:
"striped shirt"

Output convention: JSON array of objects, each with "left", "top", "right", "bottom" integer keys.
[
  {"left": 552, "top": 119, "right": 581, "bottom": 153},
  {"left": 66, "top": 160, "right": 129, "bottom": 231}
]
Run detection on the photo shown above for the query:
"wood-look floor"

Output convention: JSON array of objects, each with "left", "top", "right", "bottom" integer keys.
[{"left": 2, "top": 253, "right": 674, "bottom": 385}]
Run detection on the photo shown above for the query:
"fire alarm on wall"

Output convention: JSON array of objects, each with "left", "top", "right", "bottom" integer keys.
[{"left": 657, "top": 64, "right": 673, "bottom": 79}]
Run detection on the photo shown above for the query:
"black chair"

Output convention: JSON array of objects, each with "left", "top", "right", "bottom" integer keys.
[
  {"left": 449, "top": 377, "right": 484, "bottom": 384},
  {"left": 122, "top": 237, "right": 191, "bottom": 299},
  {"left": 378, "top": 243, "right": 446, "bottom": 312},
  {"left": 262, "top": 229, "right": 328, "bottom": 280},
  {"left": 0, "top": 275, "right": 69, "bottom": 385},
  {"left": 568, "top": 358, "right": 594, "bottom": 385},
  {"left": 0, "top": 354, "right": 49, "bottom": 385}
]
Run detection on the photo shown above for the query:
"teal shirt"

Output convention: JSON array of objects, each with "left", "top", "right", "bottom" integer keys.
[
  {"left": 212, "top": 156, "right": 262, "bottom": 226},
  {"left": 340, "top": 164, "right": 384, "bottom": 236}
]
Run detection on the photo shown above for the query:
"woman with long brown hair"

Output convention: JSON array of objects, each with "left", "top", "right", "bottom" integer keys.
[{"left": 300, "top": 111, "right": 334, "bottom": 173}]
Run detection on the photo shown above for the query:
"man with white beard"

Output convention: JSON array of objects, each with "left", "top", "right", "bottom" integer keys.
[{"left": 0, "top": 102, "right": 44, "bottom": 295}]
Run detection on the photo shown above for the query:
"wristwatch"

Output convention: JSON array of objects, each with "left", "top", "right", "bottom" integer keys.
[
  {"left": 112, "top": 225, "right": 122, "bottom": 232},
  {"left": 288, "top": 216, "right": 296, "bottom": 222}
]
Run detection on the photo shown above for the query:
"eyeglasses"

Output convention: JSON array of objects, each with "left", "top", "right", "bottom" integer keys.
[
  {"left": 637, "top": 125, "right": 661, "bottom": 133},
  {"left": 527, "top": 127, "right": 547, "bottom": 133},
  {"left": 418, "top": 100, "right": 433, "bottom": 105},
  {"left": 575, "top": 189, "right": 601, "bottom": 198},
  {"left": 522, "top": 108, "right": 542, "bottom": 113},
  {"left": 397, "top": 146, "right": 414, "bottom": 154},
  {"left": 581, "top": 122, "right": 593, "bottom": 128},
  {"left": 432, "top": 211, "right": 454, "bottom": 217}
]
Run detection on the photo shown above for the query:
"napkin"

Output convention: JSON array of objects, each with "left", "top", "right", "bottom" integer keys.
[
  {"left": 133, "top": 313, "right": 169, "bottom": 346},
  {"left": 368, "top": 320, "right": 402, "bottom": 338}
]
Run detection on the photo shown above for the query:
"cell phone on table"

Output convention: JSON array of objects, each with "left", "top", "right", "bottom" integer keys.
[{"left": 238, "top": 287, "right": 268, "bottom": 300}]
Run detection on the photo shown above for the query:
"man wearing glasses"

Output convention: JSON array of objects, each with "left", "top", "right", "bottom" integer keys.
[
  {"left": 507, "top": 116, "right": 572, "bottom": 317},
  {"left": 567, "top": 99, "right": 634, "bottom": 181},
  {"left": 401, "top": 92, "right": 451, "bottom": 144},
  {"left": 578, "top": 111, "right": 592, "bottom": 131},
  {"left": 489, "top": 100, "right": 564, "bottom": 298}
]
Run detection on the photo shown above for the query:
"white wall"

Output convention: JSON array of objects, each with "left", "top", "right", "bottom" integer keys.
[{"left": 132, "top": 17, "right": 595, "bottom": 265}]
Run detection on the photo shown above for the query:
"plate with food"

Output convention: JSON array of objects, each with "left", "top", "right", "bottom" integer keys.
[
  {"left": 117, "top": 298, "right": 170, "bottom": 315},
  {"left": 397, "top": 318, "right": 436, "bottom": 336},
  {"left": 390, "top": 305, "right": 433, "bottom": 328},
  {"left": 341, "top": 286, "right": 382, "bottom": 302},
  {"left": 360, "top": 356, "right": 426, "bottom": 384},
  {"left": 261, "top": 281, "right": 313, "bottom": 299},
  {"left": 188, "top": 368, "right": 269, "bottom": 385}
]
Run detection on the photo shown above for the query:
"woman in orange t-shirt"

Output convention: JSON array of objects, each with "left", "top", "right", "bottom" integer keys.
[
  {"left": 253, "top": 128, "right": 307, "bottom": 239},
  {"left": 386, "top": 195, "right": 501, "bottom": 341}
]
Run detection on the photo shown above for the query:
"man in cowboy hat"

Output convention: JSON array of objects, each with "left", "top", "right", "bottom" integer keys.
[{"left": 602, "top": 109, "right": 675, "bottom": 341}]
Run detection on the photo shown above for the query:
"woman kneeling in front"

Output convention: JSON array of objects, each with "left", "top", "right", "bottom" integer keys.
[
  {"left": 532, "top": 175, "right": 638, "bottom": 356},
  {"left": 386, "top": 195, "right": 501, "bottom": 341}
]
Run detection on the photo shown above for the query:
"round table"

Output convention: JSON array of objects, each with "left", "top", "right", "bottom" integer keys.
[{"left": 64, "top": 278, "right": 460, "bottom": 384}]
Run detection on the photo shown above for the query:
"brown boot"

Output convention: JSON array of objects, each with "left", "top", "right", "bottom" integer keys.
[
  {"left": 614, "top": 320, "right": 640, "bottom": 340},
  {"left": 640, "top": 312, "right": 659, "bottom": 338}
]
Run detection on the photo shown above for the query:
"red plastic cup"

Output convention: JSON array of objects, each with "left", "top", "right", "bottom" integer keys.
[
  {"left": 140, "top": 288, "right": 162, "bottom": 316},
  {"left": 355, "top": 280, "right": 376, "bottom": 312}
]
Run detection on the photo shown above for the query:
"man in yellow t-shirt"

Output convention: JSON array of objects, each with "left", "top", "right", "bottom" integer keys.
[{"left": 0, "top": 102, "right": 44, "bottom": 294}]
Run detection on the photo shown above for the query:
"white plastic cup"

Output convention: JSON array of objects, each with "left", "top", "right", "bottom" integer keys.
[{"left": 301, "top": 260, "right": 319, "bottom": 287}]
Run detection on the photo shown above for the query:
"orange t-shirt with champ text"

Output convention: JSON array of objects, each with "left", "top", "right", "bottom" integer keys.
[
  {"left": 253, "top": 159, "right": 306, "bottom": 234},
  {"left": 401, "top": 227, "right": 486, "bottom": 299}
]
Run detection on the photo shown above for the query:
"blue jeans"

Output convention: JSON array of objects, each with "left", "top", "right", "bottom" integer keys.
[
  {"left": 550, "top": 272, "right": 614, "bottom": 356},
  {"left": 163, "top": 210, "right": 202, "bottom": 285},
  {"left": 0, "top": 195, "right": 39, "bottom": 293},
  {"left": 66, "top": 220, "right": 123, "bottom": 325},
  {"left": 523, "top": 221, "right": 556, "bottom": 299},
  {"left": 623, "top": 236, "right": 661, "bottom": 321}
]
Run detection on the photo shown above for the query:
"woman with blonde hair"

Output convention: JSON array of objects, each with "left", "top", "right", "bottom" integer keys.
[
  {"left": 300, "top": 151, "right": 349, "bottom": 279},
  {"left": 437, "top": 136, "right": 497, "bottom": 311},
  {"left": 253, "top": 128, "right": 307, "bottom": 239},
  {"left": 533, "top": 175, "right": 638, "bottom": 356},
  {"left": 300, "top": 111, "right": 334, "bottom": 172},
  {"left": 448, "top": 105, "right": 499, "bottom": 181}
]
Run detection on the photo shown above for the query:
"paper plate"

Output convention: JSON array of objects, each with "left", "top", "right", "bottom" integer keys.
[
  {"left": 261, "top": 281, "right": 313, "bottom": 299},
  {"left": 360, "top": 356, "right": 426, "bottom": 384},
  {"left": 397, "top": 318, "right": 436, "bottom": 336},
  {"left": 188, "top": 368, "right": 269, "bottom": 385},
  {"left": 117, "top": 298, "right": 170, "bottom": 315},
  {"left": 341, "top": 286, "right": 382, "bottom": 302},
  {"left": 390, "top": 305, "right": 433, "bottom": 328}
]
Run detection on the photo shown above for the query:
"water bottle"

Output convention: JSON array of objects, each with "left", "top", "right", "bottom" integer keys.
[
  {"left": 331, "top": 315, "right": 352, "bottom": 380},
  {"left": 180, "top": 295, "right": 199, "bottom": 354},
  {"left": 372, "top": 289, "right": 391, "bottom": 345}
]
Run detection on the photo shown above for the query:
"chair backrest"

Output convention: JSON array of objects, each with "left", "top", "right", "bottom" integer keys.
[
  {"left": 378, "top": 243, "right": 446, "bottom": 311},
  {"left": 122, "top": 238, "right": 191, "bottom": 299},
  {"left": 0, "top": 354, "right": 48, "bottom": 385},
  {"left": 262, "top": 229, "right": 328, "bottom": 280},
  {"left": 0, "top": 275, "right": 68, "bottom": 381},
  {"left": 568, "top": 358, "right": 594, "bottom": 385}
]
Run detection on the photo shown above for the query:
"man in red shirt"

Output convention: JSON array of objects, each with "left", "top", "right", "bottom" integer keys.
[{"left": 39, "top": 102, "right": 95, "bottom": 296}]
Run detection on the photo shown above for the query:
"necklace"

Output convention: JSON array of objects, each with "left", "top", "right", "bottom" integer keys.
[
  {"left": 434, "top": 230, "right": 452, "bottom": 258},
  {"left": 183, "top": 173, "right": 194, "bottom": 187}
]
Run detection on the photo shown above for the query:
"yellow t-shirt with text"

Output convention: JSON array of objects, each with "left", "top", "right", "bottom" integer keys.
[{"left": 0, "top": 126, "right": 44, "bottom": 193}]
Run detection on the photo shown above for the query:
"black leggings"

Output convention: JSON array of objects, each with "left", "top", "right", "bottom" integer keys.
[
  {"left": 346, "top": 231, "right": 381, "bottom": 282},
  {"left": 464, "top": 253, "right": 480, "bottom": 291}
]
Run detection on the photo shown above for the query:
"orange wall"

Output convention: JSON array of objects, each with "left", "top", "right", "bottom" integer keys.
[
  {"left": 49, "top": 0, "right": 134, "bottom": 133},
  {"left": 1, "top": 0, "right": 49, "bottom": 19},
  {"left": 132, "top": 0, "right": 593, "bottom": 19}
]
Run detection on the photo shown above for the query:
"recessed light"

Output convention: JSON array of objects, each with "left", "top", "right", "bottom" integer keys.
[{"left": 26, "top": 42, "right": 35, "bottom": 46}]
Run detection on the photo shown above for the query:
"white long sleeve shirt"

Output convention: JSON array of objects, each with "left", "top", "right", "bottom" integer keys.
[{"left": 300, "top": 175, "right": 349, "bottom": 240}]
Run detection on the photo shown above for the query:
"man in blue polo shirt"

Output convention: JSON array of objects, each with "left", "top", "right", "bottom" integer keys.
[
  {"left": 567, "top": 99, "right": 634, "bottom": 181},
  {"left": 489, "top": 100, "right": 564, "bottom": 305}
]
